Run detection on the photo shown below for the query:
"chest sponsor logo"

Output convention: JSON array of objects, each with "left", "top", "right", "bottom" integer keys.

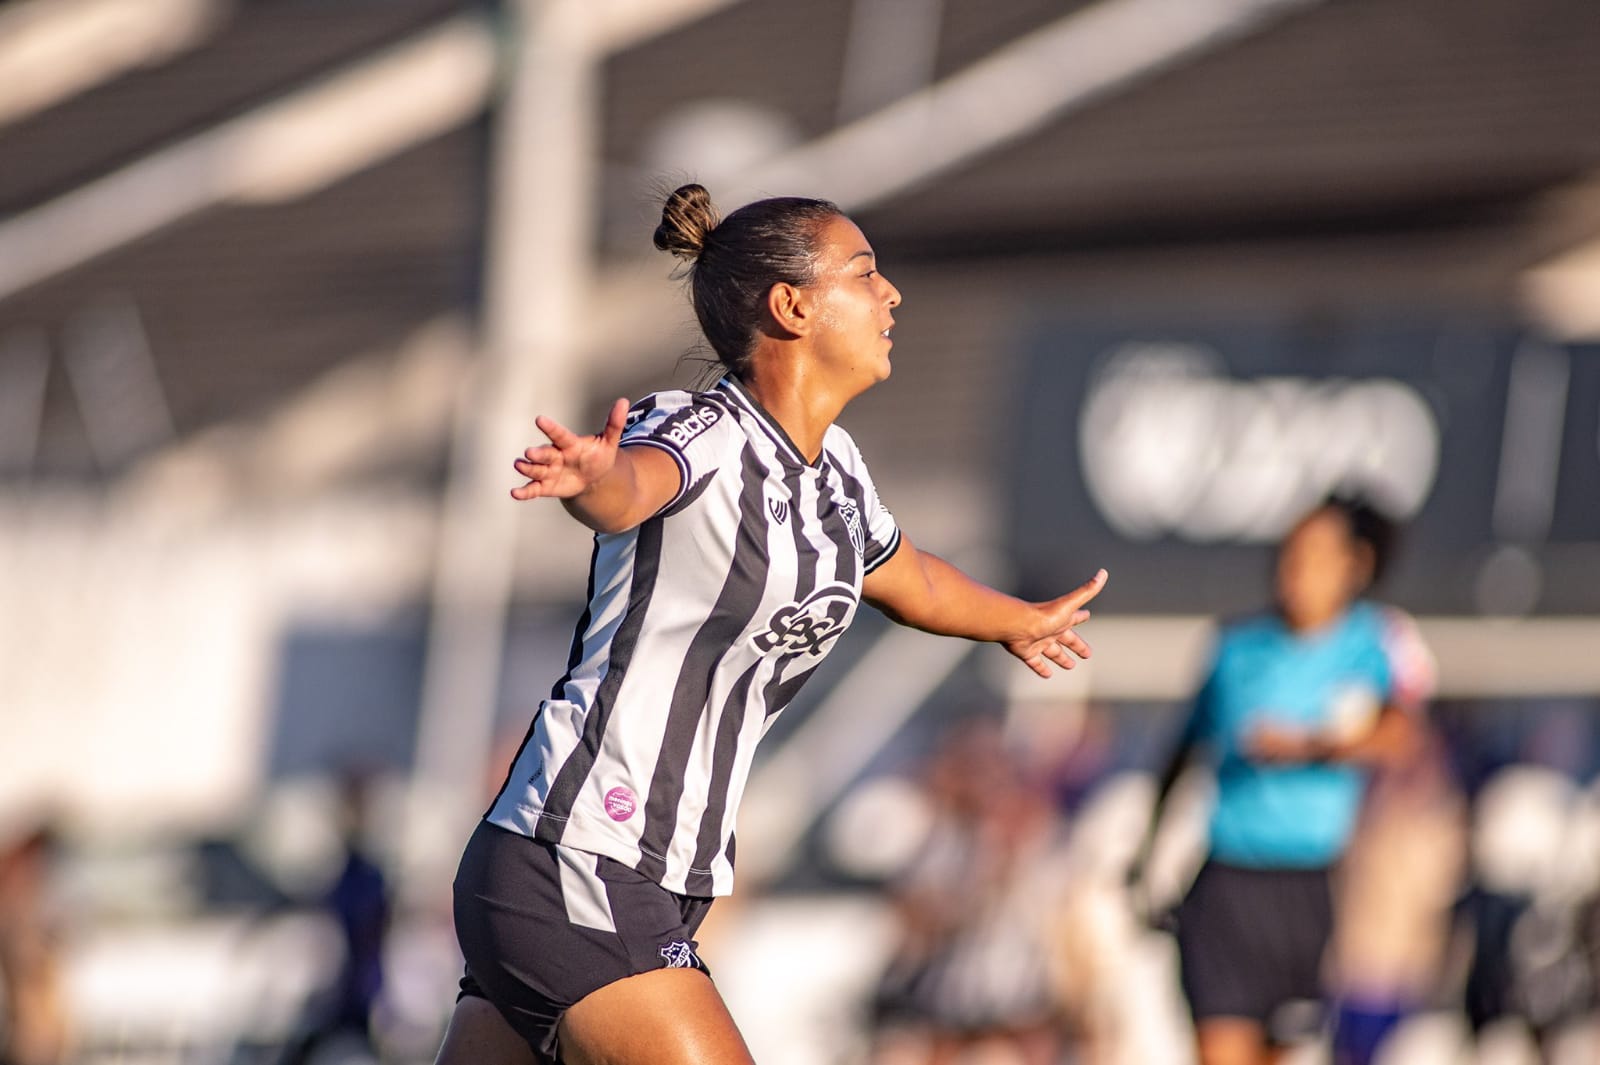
[
  {"left": 751, "top": 582, "right": 857, "bottom": 656},
  {"left": 838, "top": 498, "right": 866, "bottom": 556},
  {"left": 658, "top": 407, "right": 720, "bottom": 449}
]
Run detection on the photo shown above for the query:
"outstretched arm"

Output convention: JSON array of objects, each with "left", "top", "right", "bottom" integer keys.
[
  {"left": 861, "top": 531, "right": 1107, "bottom": 678},
  {"left": 511, "top": 397, "right": 682, "bottom": 534}
]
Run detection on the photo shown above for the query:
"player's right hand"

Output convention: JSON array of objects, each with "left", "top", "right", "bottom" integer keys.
[{"left": 512, "top": 397, "right": 630, "bottom": 501}]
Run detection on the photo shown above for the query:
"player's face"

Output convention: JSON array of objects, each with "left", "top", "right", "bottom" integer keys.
[
  {"left": 1276, "top": 508, "right": 1369, "bottom": 631},
  {"left": 804, "top": 215, "right": 901, "bottom": 391}
]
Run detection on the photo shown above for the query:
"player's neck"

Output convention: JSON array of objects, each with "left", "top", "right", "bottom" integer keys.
[{"left": 738, "top": 364, "right": 851, "bottom": 464}]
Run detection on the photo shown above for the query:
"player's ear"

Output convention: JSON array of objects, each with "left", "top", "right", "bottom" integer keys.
[{"left": 766, "top": 282, "right": 809, "bottom": 337}]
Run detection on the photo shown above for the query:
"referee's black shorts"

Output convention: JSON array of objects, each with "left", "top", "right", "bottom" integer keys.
[
  {"left": 1175, "top": 859, "right": 1334, "bottom": 1039},
  {"left": 452, "top": 821, "right": 714, "bottom": 1064}
]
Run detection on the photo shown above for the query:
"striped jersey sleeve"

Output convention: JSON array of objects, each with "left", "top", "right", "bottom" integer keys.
[
  {"left": 824, "top": 425, "right": 902, "bottom": 574},
  {"left": 619, "top": 391, "right": 738, "bottom": 513}
]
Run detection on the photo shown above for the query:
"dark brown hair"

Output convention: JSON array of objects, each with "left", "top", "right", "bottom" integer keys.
[{"left": 653, "top": 183, "right": 843, "bottom": 378}]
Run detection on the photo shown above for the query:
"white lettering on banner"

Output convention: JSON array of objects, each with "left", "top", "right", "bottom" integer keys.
[{"left": 1078, "top": 343, "right": 1440, "bottom": 543}]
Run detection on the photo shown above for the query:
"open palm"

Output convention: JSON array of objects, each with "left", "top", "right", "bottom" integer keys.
[
  {"left": 1004, "top": 568, "right": 1108, "bottom": 678},
  {"left": 511, "top": 398, "right": 629, "bottom": 501}
]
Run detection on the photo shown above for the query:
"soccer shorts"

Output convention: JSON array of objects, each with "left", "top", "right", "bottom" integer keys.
[
  {"left": 1175, "top": 859, "right": 1334, "bottom": 1041},
  {"left": 452, "top": 820, "right": 714, "bottom": 1064}
]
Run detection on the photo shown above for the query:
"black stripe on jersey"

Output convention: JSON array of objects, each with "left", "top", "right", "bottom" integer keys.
[
  {"left": 549, "top": 539, "right": 602, "bottom": 702},
  {"left": 684, "top": 658, "right": 762, "bottom": 896},
  {"left": 482, "top": 539, "right": 601, "bottom": 819},
  {"left": 754, "top": 463, "right": 824, "bottom": 719},
  {"left": 760, "top": 471, "right": 860, "bottom": 719},
  {"left": 692, "top": 461, "right": 810, "bottom": 887},
  {"left": 634, "top": 443, "right": 772, "bottom": 882},
  {"left": 659, "top": 470, "right": 716, "bottom": 520},
  {"left": 830, "top": 461, "right": 899, "bottom": 574},
  {"left": 534, "top": 518, "right": 667, "bottom": 844}
]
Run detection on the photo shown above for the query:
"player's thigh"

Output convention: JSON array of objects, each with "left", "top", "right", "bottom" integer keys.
[
  {"left": 1195, "top": 1016, "right": 1270, "bottom": 1065},
  {"left": 557, "top": 966, "right": 755, "bottom": 1065},
  {"left": 435, "top": 995, "right": 541, "bottom": 1065}
]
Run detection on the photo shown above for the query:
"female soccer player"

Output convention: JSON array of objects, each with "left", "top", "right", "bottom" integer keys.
[
  {"left": 1136, "top": 497, "right": 1429, "bottom": 1065},
  {"left": 433, "top": 184, "right": 1108, "bottom": 1065}
]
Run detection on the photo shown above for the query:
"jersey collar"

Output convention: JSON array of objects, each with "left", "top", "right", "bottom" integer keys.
[{"left": 716, "top": 376, "right": 827, "bottom": 471}]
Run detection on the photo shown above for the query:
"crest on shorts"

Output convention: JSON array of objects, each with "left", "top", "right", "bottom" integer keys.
[{"left": 659, "top": 940, "right": 700, "bottom": 969}]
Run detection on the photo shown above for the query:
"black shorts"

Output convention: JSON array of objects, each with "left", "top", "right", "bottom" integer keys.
[
  {"left": 453, "top": 821, "right": 714, "bottom": 1064},
  {"left": 1175, "top": 860, "right": 1334, "bottom": 1038}
]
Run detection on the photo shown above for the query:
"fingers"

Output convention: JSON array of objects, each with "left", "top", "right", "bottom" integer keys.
[
  {"left": 533, "top": 413, "right": 579, "bottom": 450},
  {"left": 600, "top": 397, "right": 630, "bottom": 448},
  {"left": 1055, "top": 629, "right": 1092, "bottom": 660},
  {"left": 1061, "top": 568, "right": 1109, "bottom": 611},
  {"left": 511, "top": 450, "right": 563, "bottom": 500}
]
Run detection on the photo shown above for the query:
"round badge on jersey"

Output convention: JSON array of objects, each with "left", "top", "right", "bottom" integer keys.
[{"left": 604, "top": 786, "right": 638, "bottom": 822}]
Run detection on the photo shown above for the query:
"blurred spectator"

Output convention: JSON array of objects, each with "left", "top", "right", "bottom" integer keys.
[
  {"left": 0, "top": 821, "right": 69, "bottom": 1065},
  {"left": 1455, "top": 762, "right": 1600, "bottom": 1064},
  {"left": 869, "top": 719, "right": 1064, "bottom": 1065},
  {"left": 1133, "top": 496, "right": 1431, "bottom": 1065},
  {"left": 1327, "top": 721, "right": 1465, "bottom": 1065},
  {"left": 283, "top": 772, "right": 391, "bottom": 1065}
]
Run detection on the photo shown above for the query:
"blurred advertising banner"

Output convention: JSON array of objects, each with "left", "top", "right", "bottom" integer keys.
[{"left": 1010, "top": 320, "right": 1599, "bottom": 616}]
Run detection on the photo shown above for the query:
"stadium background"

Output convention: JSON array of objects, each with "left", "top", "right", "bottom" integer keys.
[{"left": 1, "top": 0, "right": 1598, "bottom": 1062}]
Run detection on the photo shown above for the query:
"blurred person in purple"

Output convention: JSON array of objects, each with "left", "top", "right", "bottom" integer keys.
[
  {"left": 870, "top": 719, "right": 1064, "bottom": 1065},
  {"left": 1133, "top": 496, "right": 1431, "bottom": 1065},
  {"left": 284, "top": 772, "right": 391, "bottom": 1065}
]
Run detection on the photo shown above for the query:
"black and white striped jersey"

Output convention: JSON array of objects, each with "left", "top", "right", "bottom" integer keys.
[{"left": 487, "top": 375, "right": 902, "bottom": 896}]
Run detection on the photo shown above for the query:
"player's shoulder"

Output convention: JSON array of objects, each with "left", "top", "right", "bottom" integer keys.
[
  {"left": 1217, "top": 609, "right": 1281, "bottom": 647},
  {"left": 1341, "top": 599, "right": 1397, "bottom": 643},
  {"left": 625, "top": 387, "right": 741, "bottom": 449}
]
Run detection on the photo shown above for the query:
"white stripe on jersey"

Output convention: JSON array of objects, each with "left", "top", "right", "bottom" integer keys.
[{"left": 487, "top": 377, "right": 901, "bottom": 896}]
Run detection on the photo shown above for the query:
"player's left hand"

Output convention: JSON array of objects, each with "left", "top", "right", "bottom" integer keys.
[
  {"left": 1244, "top": 723, "right": 1326, "bottom": 764},
  {"left": 1004, "top": 568, "right": 1108, "bottom": 678}
]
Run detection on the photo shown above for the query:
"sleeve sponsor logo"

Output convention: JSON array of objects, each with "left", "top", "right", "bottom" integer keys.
[
  {"left": 750, "top": 582, "right": 858, "bottom": 656},
  {"left": 658, "top": 406, "right": 721, "bottom": 450}
]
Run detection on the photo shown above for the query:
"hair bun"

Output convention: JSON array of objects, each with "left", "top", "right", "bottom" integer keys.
[{"left": 653, "top": 183, "right": 718, "bottom": 262}]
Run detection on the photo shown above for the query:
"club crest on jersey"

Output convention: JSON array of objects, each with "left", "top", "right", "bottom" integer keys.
[
  {"left": 750, "top": 582, "right": 857, "bottom": 656},
  {"left": 769, "top": 497, "right": 789, "bottom": 525},
  {"left": 838, "top": 499, "right": 866, "bottom": 556}
]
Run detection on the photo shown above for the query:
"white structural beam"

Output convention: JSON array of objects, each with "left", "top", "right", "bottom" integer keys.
[
  {"left": 0, "top": 0, "right": 747, "bottom": 304},
  {"left": 0, "top": 14, "right": 499, "bottom": 301},
  {"left": 403, "top": 0, "right": 599, "bottom": 894},
  {"left": 714, "top": 0, "right": 1321, "bottom": 210},
  {"left": 579, "top": 0, "right": 1327, "bottom": 381},
  {"left": 999, "top": 616, "right": 1600, "bottom": 702},
  {"left": 0, "top": 0, "right": 227, "bottom": 129}
]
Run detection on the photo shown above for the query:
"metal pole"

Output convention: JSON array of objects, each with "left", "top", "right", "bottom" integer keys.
[{"left": 404, "top": 0, "right": 595, "bottom": 897}]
